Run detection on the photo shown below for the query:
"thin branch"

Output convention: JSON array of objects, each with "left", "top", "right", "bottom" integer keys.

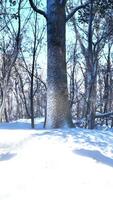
[
  {"left": 14, "top": 65, "right": 30, "bottom": 117},
  {"left": 29, "top": 0, "right": 47, "bottom": 20},
  {"left": 20, "top": 50, "right": 47, "bottom": 91},
  {"left": 94, "top": 27, "right": 113, "bottom": 50},
  {"left": 66, "top": 3, "right": 88, "bottom": 22},
  {"left": 95, "top": 112, "right": 113, "bottom": 118},
  {"left": 6, "top": 0, "right": 22, "bottom": 84}
]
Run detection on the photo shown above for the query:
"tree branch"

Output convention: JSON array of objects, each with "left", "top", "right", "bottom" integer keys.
[
  {"left": 66, "top": 3, "right": 88, "bottom": 22},
  {"left": 94, "top": 27, "right": 113, "bottom": 51},
  {"left": 20, "top": 50, "right": 47, "bottom": 91},
  {"left": 95, "top": 112, "right": 113, "bottom": 118},
  {"left": 29, "top": 0, "right": 48, "bottom": 20}
]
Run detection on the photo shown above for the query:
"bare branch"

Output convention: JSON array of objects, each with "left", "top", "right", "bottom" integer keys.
[
  {"left": 94, "top": 26, "right": 113, "bottom": 51},
  {"left": 29, "top": 0, "right": 47, "bottom": 20},
  {"left": 6, "top": 0, "right": 22, "bottom": 84},
  {"left": 20, "top": 50, "right": 47, "bottom": 91},
  {"left": 66, "top": 3, "right": 88, "bottom": 22},
  {"left": 95, "top": 112, "right": 113, "bottom": 118}
]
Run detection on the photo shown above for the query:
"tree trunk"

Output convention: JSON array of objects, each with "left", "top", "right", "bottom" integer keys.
[
  {"left": 86, "top": 74, "right": 96, "bottom": 129},
  {"left": 86, "top": 0, "right": 97, "bottom": 129},
  {"left": 103, "top": 44, "right": 111, "bottom": 113},
  {"left": 0, "top": 85, "right": 6, "bottom": 122},
  {"left": 30, "top": 13, "right": 37, "bottom": 129},
  {"left": 46, "top": 0, "right": 73, "bottom": 128}
]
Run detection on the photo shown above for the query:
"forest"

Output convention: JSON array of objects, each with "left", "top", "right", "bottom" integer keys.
[
  {"left": 1, "top": 1, "right": 113, "bottom": 199},
  {"left": 0, "top": 0, "right": 113, "bottom": 129}
]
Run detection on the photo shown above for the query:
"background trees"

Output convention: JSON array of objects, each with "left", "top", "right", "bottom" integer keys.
[
  {"left": 67, "top": 0, "right": 113, "bottom": 128},
  {"left": 0, "top": 0, "right": 113, "bottom": 129},
  {"left": 0, "top": 0, "right": 46, "bottom": 123}
]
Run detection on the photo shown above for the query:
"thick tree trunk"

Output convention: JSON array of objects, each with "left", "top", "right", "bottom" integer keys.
[
  {"left": 86, "top": 75, "right": 96, "bottom": 129},
  {"left": 86, "top": 0, "right": 97, "bottom": 129},
  {"left": 46, "top": 0, "right": 73, "bottom": 128}
]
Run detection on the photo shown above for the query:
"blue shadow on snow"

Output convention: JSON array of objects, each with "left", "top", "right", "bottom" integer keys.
[
  {"left": 74, "top": 149, "right": 113, "bottom": 168},
  {"left": 0, "top": 152, "right": 16, "bottom": 161},
  {"left": 0, "top": 121, "right": 44, "bottom": 130}
]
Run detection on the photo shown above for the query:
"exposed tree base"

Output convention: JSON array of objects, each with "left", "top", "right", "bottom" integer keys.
[{"left": 45, "top": 120, "right": 74, "bottom": 129}]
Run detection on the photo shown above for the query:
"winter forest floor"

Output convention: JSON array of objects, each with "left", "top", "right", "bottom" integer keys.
[{"left": 0, "top": 118, "right": 113, "bottom": 200}]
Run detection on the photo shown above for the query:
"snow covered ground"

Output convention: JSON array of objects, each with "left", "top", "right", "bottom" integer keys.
[{"left": 0, "top": 118, "right": 113, "bottom": 200}]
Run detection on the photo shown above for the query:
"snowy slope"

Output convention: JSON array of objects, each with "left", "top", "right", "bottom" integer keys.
[{"left": 0, "top": 118, "right": 113, "bottom": 200}]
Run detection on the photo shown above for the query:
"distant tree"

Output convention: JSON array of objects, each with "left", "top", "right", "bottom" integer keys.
[
  {"left": 67, "top": 0, "right": 113, "bottom": 129},
  {"left": 0, "top": 0, "right": 46, "bottom": 123},
  {"left": 0, "top": 0, "right": 21, "bottom": 122}
]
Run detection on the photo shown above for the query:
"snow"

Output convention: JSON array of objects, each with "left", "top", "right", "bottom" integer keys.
[{"left": 0, "top": 118, "right": 113, "bottom": 200}]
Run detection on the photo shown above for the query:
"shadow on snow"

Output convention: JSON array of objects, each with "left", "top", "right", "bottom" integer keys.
[
  {"left": 0, "top": 152, "right": 16, "bottom": 161},
  {"left": 74, "top": 149, "right": 113, "bottom": 168},
  {"left": 0, "top": 121, "right": 44, "bottom": 130}
]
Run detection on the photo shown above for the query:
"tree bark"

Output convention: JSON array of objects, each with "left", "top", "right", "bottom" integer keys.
[
  {"left": 103, "top": 44, "right": 111, "bottom": 113},
  {"left": 29, "top": 0, "right": 86, "bottom": 129},
  {"left": 46, "top": 0, "right": 73, "bottom": 128},
  {"left": 30, "top": 13, "right": 37, "bottom": 128}
]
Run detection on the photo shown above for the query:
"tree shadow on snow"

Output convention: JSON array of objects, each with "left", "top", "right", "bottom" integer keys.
[
  {"left": 74, "top": 149, "right": 113, "bottom": 168},
  {"left": 0, "top": 121, "right": 44, "bottom": 130},
  {"left": 0, "top": 122, "right": 31, "bottom": 130},
  {"left": 32, "top": 130, "right": 68, "bottom": 139},
  {"left": 0, "top": 152, "right": 16, "bottom": 161}
]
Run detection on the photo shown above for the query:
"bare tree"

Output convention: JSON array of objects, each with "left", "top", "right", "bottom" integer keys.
[
  {"left": 29, "top": 0, "right": 87, "bottom": 128},
  {"left": 0, "top": 0, "right": 21, "bottom": 121}
]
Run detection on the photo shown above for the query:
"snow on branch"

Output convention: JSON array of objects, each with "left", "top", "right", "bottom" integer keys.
[
  {"left": 29, "top": 0, "right": 47, "bottom": 20},
  {"left": 95, "top": 112, "right": 113, "bottom": 118},
  {"left": 66, "top": 3, "right": 88, "bottom": 22}
]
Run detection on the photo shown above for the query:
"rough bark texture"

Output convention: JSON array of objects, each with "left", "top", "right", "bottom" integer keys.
[
  {"left": 46, "top": 0, "right": 73, "bottom": 128},
  {"left": 86, "top": 73, "right": 97, "bottom": 129},
  {"left": 103, "top": 44, "right": 111, "bottom": 114}
]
